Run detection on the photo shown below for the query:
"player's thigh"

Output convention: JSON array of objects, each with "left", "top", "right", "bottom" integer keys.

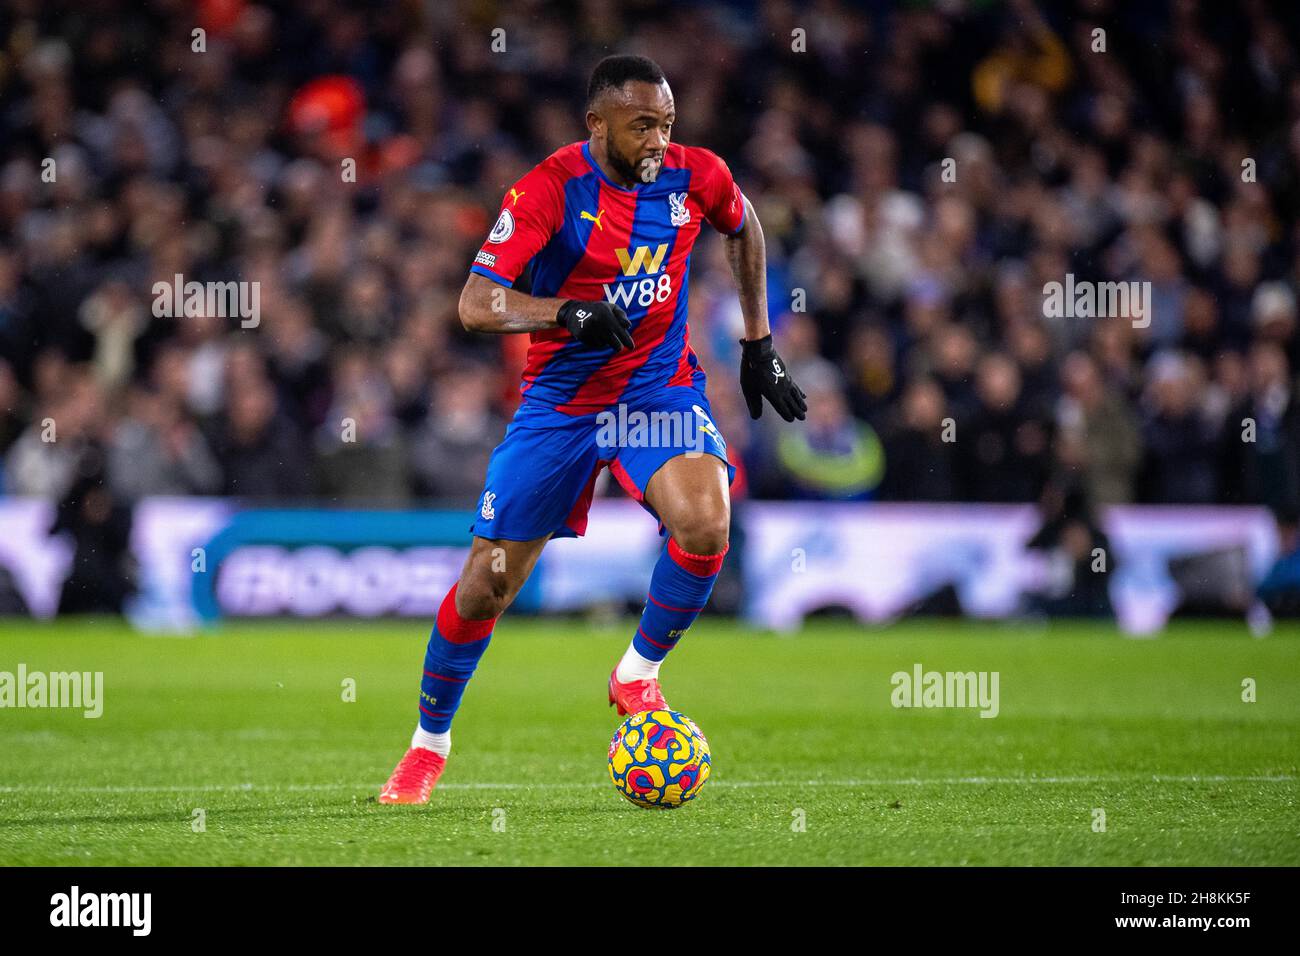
[
  {"left": 618, "top": 389, "right": 734, "bottom": 554},
  {"left": 643, "top": 452, "right": 731, "bottom": 555},
  {"left": 456, "top": 534, "right": 550, "bottom": 619},
  {"left": 471, "top": 419, "right": 602, "bottom": 542}
]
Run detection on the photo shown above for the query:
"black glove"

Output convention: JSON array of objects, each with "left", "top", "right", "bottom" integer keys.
[
  {"left": 739, "top": 334, "right": 807, "bottom": 421},
  {"left": 557, "top": 300, "right": 634, "bottom": 352}
]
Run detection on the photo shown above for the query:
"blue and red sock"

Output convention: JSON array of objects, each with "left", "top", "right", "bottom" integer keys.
[
  {"left": 417, "top": 583, "right": 497, "bottom": 735},
  {"left": 625, "top": 539, "right": 728, "bottom": 672}
]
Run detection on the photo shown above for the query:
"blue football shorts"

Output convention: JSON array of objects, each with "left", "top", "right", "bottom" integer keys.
[{"left": 469, "top": 385, "right": 735, "bottom": 541}]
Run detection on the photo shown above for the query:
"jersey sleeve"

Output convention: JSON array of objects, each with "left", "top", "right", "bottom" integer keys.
[
  {"left": 694, "top": 148, "right": 746, "bottom": 236},
  {"left": 470, "top": 166, "right": 564, "bottom": 287}
]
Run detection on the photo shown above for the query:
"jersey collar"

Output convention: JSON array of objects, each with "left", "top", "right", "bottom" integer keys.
[{"left": 582, "top": 141, "right": 642, "bottom": 193}]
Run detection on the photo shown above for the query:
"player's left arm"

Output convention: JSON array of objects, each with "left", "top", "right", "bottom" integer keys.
[
  {"left": 724, "top": 194, "right": 808, "bottom": 422},
  {"left": 723, "top": 194, "right": 770, "bottom": 342}
]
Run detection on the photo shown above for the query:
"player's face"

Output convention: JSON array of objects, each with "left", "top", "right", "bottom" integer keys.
[{"left": 597, "top": 80, "right": 675, "bottom": 184}]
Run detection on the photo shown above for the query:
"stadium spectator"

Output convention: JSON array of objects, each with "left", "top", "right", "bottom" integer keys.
[
  {"left": 1138, "top": 353, "right": 1220, "bottom": 504},
  {"left": 107, "top": 387, "right": 222, "bottom": 501},
  {"left": 1056, "top": 351, "right": 1141, "bottom": 505},
  {"left": 0, "top": 359, "right": 27, "bottom": 459},
  {"left": 209, "top": 371, "right": 311, "bottom": 499},
  {"left": 4, "top": 369, "right": 103, "bottom": 499},
  {"left": 843, "top": 322, "right": 899, "bottom": 427},
  {"left": 1220, "top": 341, "right": 1300, "bottom": 516},
  {"left": 409, "top": 366, "right": 505, "bottom": 502},
  {"left": 1023, "top": 481, "right": 1114, "bottom": 619},
  {"left": 770, "top": 364, "right": 883, "bottom": 501},
  {"left": 958, "top": 352, "right": 1052, "bottom": 502},
  {"left": 878, "top": 377, "right": 957, "bottom": 502},
  {"left": 0, "top": 0, "right": 1295, "bottom": 515},
  {"left": 50, "top": 447, "right": 136, "bottom": 615},
  {"left": 314, "top": 352, "right": 411, "bottom": 502}
]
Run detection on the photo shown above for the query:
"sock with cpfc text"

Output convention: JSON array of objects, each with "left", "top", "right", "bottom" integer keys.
[
  {"left": 413, "top": 583, "right": 497, "bottom": 755},
  {"left": 616, "top": 539, "right": 728, "bottom": 683}
]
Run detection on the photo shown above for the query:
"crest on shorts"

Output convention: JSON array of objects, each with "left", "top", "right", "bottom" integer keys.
[
  {"left": 480, "top": 490, "right": 496, "bottom": 521},
  {"left": 668, "top": 192, "right": 690, "bottom": 227}
]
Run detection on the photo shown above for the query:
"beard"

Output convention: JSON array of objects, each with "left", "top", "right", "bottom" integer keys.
[{"left": 608, "top": 141, "right": 662, "bottom": 184}]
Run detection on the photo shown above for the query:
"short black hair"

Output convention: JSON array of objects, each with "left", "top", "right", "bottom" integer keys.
[{"left": 587, "top": 55, "right": 666, "bottom": 107}]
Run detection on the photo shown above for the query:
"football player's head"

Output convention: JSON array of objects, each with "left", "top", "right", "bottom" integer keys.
[{"left": 586, "top": 55, "right": 673, "bottom": 185}]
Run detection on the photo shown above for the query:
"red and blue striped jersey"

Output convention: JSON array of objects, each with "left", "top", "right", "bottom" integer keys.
[{"left": 470, "top": 140, "right": 745, "bottom": 417}]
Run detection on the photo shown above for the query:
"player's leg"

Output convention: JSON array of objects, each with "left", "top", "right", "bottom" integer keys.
[
  {"left": 379, "top": 535, "right": 549, "bottom": 805},
  {"left": 410, "top": 533, "right": 549, "bottom": 753},
  {"left": 607, "top": 394, "right": 734, "bottom": 714},
  {"left": 381, "top": 413, "right": 599, "bottom": 804},
  {"left": 612, "top": 453, "right": 730, "bottom": 701}
]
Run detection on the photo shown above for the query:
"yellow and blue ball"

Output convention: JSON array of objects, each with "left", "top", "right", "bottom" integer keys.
[{"left": 607, "top": 709, "right": 711, "bottom": 809}]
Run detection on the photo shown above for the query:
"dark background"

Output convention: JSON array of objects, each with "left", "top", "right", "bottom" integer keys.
[{"left": 1, "top": 0, "right": 1298, "bottom": 514}]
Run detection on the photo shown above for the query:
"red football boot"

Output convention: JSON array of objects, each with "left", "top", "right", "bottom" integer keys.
[
  {"left": 608, "top": 667, "right": 669, "bottom": 717},
  {"left": 378, "top": 747, "right": 447, "bottom": 804}
]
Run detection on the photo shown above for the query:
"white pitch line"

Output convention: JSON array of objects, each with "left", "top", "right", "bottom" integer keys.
[
  {"left": 0, "top": 774, "right": 1293, "bottom": 795},
  {"left": 719, "top": 774, "right": 1297, "bottom": 787}
]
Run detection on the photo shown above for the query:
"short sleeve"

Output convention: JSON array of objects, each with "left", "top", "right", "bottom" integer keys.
[
  {"left": 470, "top": 167, "right": 563, "bottom": 287},
  {"left": 696, "top": 149, "right": 746, "bottom": 236}
]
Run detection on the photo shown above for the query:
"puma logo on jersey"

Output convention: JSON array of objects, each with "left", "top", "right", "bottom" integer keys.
[
  {"left": 508, "top": 188, "right": 526, "bottom": 205},
  {"left": 580, "top": 209, "right": 606, "bottom": 230}
]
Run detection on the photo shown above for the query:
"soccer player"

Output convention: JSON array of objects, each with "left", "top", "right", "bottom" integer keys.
[{"left": 379, "top": 55, "right": 806, "bottom": 803}]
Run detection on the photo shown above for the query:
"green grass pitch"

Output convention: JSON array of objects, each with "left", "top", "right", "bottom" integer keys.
[{"left": 1, "top": 617, "right": 1297, "bottom": 866}]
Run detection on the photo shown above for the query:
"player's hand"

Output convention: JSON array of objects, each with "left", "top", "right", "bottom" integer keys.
[
  {"left": 557, "top": 300, "right": 634, "bottom": 352},
  {"left": 739, "top": 334, "right": 807, "bottom": 422}
]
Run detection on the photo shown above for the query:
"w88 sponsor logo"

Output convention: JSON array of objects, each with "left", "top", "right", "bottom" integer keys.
[{"left": 603, "top": 273, "right": 673, "bottom": 309}]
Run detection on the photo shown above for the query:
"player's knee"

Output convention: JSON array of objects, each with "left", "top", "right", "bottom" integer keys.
[
  {"left": 673, "top": 514, "right": 730, "bottom": 557},
  {"left": 456, "top": 565, "right": 516, "bottom": 620}
]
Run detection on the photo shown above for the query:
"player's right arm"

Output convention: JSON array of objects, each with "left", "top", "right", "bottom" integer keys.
[
  {"left": 459, "top": 168, "right": 633, "bottom": 350},
  {"left": 459, "top": 273, "right": 566, "bottom": 333},
  {"left": 460, "top": 275, "right": 632, "bottom": 349}
]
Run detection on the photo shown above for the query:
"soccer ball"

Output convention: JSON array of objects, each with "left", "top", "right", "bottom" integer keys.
[{"left": 607, "top": 709, "right": 711, "bottom": 809}]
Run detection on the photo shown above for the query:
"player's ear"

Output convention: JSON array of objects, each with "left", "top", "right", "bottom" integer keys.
[{"left": 585, "top": 109, "right": 602, "bottom": 137}]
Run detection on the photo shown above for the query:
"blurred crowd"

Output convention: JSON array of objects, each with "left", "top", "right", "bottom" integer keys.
[{"left": 2, "top": 0, "right": 1300, "bottom": 524}]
